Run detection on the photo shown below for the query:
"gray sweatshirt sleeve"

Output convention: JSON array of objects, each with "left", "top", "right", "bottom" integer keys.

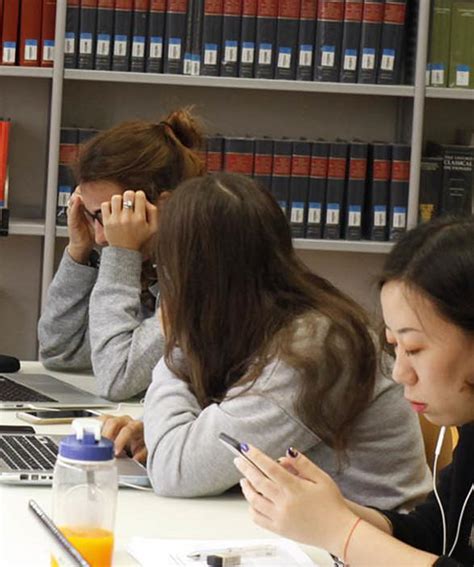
[
  {"left": 89, "top": 246, "right": 165, "bottom": 401},
  {"left": 38, "top": 249, "right": 97, "bottom": 371},
  {"left": 144, "top": 356, "right": 320, "bottom": 497}
]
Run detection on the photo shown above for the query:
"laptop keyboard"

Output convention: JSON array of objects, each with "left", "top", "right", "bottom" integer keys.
[
  {"left": 0, "top": 434, "right": 58, "bottom": 471},
  {"left": 0, "top": 375, "right": 57, "bottom": 403}
]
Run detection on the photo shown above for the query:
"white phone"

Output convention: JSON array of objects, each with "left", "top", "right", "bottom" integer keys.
[
  {"left": 16, "top": 409, "right": 101, "bottom": 425},
  {"left": 218, "top": 432, "right": 269, "bottom": 478}
]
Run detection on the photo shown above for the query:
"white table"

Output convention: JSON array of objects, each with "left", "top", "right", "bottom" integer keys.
[{"left": 0, "top": 362, "right": 333, "bottom": 566}]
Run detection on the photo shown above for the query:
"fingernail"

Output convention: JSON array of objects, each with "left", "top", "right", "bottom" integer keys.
[
  {"left": 287, "top": 447, "right": 298, "bottom": 458},
  {"left": 240, "top": 443, "right": 249, "bottom": 452}
]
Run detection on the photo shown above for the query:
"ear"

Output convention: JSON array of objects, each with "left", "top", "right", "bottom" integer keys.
[{"left": 158, "top": 191, "right": 172, "bottom": 202}]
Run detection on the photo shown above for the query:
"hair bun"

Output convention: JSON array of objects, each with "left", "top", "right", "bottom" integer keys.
[{"left": 163, "top": 107, "right": 204, "bottom": 150}]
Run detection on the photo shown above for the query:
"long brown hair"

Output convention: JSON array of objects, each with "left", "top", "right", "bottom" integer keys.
[{"left": 156, "top": 173, "right": 377, "bottom": 451}]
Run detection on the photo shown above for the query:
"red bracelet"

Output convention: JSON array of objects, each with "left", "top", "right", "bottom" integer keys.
[{"left": 343, "top": 517, "right": 362, "bottom": 565}]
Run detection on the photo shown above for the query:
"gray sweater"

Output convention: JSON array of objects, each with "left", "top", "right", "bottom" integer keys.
[
  {"left": 38, "top": 247, "right": 164, "bottom": 400},
  {"left": 144, "top": 351, "right": 432, "bottom": 509}
]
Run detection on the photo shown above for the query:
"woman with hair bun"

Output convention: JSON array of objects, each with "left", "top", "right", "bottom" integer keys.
[{"left": 38, "top": 108, "right": 206, "bottom": 402}]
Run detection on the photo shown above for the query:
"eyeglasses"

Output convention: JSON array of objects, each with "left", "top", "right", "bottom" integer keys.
[{"left": 83, "top": 208, "right": 103, "bottom": 226}]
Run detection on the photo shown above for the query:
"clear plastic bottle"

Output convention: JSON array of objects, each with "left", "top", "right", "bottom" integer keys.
[{"left": 51, "top": 418, "right": 118, "bottom": 567}]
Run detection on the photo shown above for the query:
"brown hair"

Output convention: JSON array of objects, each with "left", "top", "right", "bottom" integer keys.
[
  {"left": 74, "top": 107, "right": 206, "bottom": 203},
  {"left": 156, "top": 173, "right": 377, "bottom": 452}
]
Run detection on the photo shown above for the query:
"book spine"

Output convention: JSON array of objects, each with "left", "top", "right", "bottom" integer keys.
[
  {"left": 95, "top": 0, "right": 115, "bottom": 70},
  {"left": 428, "top": 0, "right": 452, "bottom": 87},
  {"left": 206, "top": 135, "right": 224, "bottom": 172},
  {"left": 146, "top": 0, "right": 166, "bottom": 72},
  {"left": 255, "top": 0, "right": 278, "bottom": 78},
  {"left": 112, "top": 0, "right": 133, "bottom": 70},
  {"left": 376, "top": 0, "right": 407, "bottom": 84},
  {"left": 365, "top": 142, "right": 391, "bottom": 240},
  {"left": 344, "top": 141, "right": 368, "bottom": 240},
  {"left": 289, "top": 141, "right": 311, "bottom": 238},
  {"left": 440, "top": 147, "right": 474, "bottom": 216},
  {"left": 323, "top": 141, "right": 348, "bottom": 239},
  {"left": 57, "top": 128, "right": 79, "bottom": 227},
  {"left": 41, "top": 0, "right": 57, "bottom": 67},
  {"left": 64, "top": 0, "right": 81, "bottom": 68},
  {"left": 191, "top": 0, "right": 204, "bottom": 74},
  {"left": 271, "top": 140, "right": 293, "bottom": 217},
  {"left": 223, "top": 137, "right": 255, "bottom": 175},
  {"left": 448, "top": 1, "right": 474, "bottom": 89},
  {"left": 201, "top": 0, "right": 224, "bottom": 75},
  {"left": 357, "top": 0, "right": 385, "bottom": 83},
  {"left": 221, "top": 0, "right": 242, "bottom": 76},
  {"left": 239, "top": 0, "right": 257, "bottom": 77},
  {"left": 295, "top": 0, "right": 317, "bottom": 81},
  {"left": 253, "top": 138, "right": 274, "bottom": 191},
  {"left": 340, "top": 0, "right": 363, "bottom": 82},
  {"left": 418, "top": 157, "right": 443, "bottom": 223},
  {"left": 78, "top": 0, "right": 98, "bottom": 69},
  {"left": 19, "top": 0, "right": 43, "bottom": 67},
  {"left": 313, "top": 0, "right": 345, "bottom": 82},
  {"left": 164, "top": 0, "right": 189, "bottom": 73},
  {"left": 388, "top": 143, "right": 410, "bottom": 241},
  {"left": 131, "top": 0, "right": 149, "bottom": 71},
  {"left": 1, "top": 0, "right": 20, "bottom": 66},
  {"left": 183, "top": 0, "right": 195, "bottom": 74},
  {"left": 0, "top": 121, "right": 12, "bottom": 209},
  {"left": 306, "top": 140, "right": 329, "bottom": 238},
  {"left": 274, "top": 0, "right": 301, "bottom": 80}
]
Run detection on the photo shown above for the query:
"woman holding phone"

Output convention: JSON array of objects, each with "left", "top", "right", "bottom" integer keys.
[
  {"left": 38, "top": 108, "right": 205, "bottom": 401},
  {"left": 235, "top": 216, "right": 474, "bottom": 567}
]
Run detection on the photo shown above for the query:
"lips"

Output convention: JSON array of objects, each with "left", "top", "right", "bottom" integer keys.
[{"left": 408, "top": 400, "right": 427, "bottom": 413}]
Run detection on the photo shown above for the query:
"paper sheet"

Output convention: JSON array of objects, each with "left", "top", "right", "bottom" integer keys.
[{"left": 127, "top": 537, "right": 318, "bottom": 566}]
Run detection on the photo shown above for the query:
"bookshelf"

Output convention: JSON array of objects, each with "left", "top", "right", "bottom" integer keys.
[{"left": 1, "top": 0, "right": 473, "bottom": 359}]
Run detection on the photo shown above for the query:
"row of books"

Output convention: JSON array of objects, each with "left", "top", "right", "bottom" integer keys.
[
  {"left": 57, "top": 127, "right": 412, "bottom": 242},
  {"left": 62, "top": 0, "right": 411, "bottom": 84},
  {"left": 0, "top": 119, "right": 11, "bottom": 236},
  {"left": 0, "top": 0, "right": 56, "bottom": 67},
  {"left": 427, "top": 0, "right": 474, "bottom": 89}
]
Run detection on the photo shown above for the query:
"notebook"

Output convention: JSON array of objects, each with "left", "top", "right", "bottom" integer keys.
[
  {"left": 0, "top": 373, "right": 116, "bottom": 410},
  {"left": 0, "top": 432, "right": 150, "bottom": 487}
]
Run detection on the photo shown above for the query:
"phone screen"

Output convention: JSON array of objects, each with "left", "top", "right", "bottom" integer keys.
[{"left": 26, "top": 410, "right": 96, "bottom": 419}]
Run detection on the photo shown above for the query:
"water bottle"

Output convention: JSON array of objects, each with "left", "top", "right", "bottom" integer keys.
[{"left": 51, "top": 418, "right": 118, "bottom": 567}]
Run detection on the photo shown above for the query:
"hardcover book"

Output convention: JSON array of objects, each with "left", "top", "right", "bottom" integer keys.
[
  {"left": 418, "top": 157, "right": 443, "bottom": 223},
  {"left": 41, "top": 0, "right": 57, "bottom": 67},
  {"left": 255, "top": 0, "right": 278, "bottom": 78},
  {"left": 323, "top": 140, "right": 348, "bottom": 239},
  {"left": 365, "top": 141, "right": 391, "bottom": 241},
  {"left": 183, "top": 0, "right": 195, "bottom": 74},
  {"left": 388, "top": 143, "right": 410, "bottom": 241},
  {"left": 221, "top": 0, "right": 242, "bottom": 76},
  {"left": 344, "top": 141, "right": 368, "bottom": 240},
  {"left": 239, "top": 0, "right": 257, "bottom": 77},
  {"left": 306, "top": 140, "right": 329, "bottom": 239},
  {"left": 164, "top": 0, "right": 189, "bottom": 73},
  {"left": 340, "top": 0, "right": 363, "bottom": 83},
  {"left": 131, "top": 0, "right": 149, "bottom": 72},
  {"left": 448, "top": 1, "right": 474, "bottom": 89},
  {"left": 57, "top": 128, "right": 79, "bottom": 227},
  {"left": 289, "top": 140, "right": 311, "bottom": 238},
  {"left": 271, "top": 139, "right": 292, "bottom": 216},
  {"left": 357, "top": 0, "right": 385, "bottom": 84},
  {"left": 313, "top": 0, "right": 345, "bottom": 82},
  {"left": 206, "top": 135, "right": 224, "bottom": 172},
  {"left": 223, "top": 137, "right": 255, "bottom": 175},
  {"left": 64, "top": 0, "right": 81, "bottom": 68},
  {"left": 253, "top": 138, "right": 274, "bottom": 191},
  {"left": 201, "top": 0, "right": 224, "bottom": 75},
  {"left": 78, "top": 0, "right": 98, "bottom": 69},
  {"left": 377, "top": 0, "right": 407, "bottom": 84},
  {"left": 274, "top": 0, "right": 301, "bottom": 80},
  {"left": 295, "top": 0, "right": 317, "bottom": 81},
  {"left": 146, "top": 0, "right": 166, "bottom": 72},
  {"left": 112, "top": 0, "right": 133, "bottom": 71},
  {"left": 95, "top": 0, "right": 115, "bottom": 71},
  {"left": 1, "top": 0, "right": 20, "bottom": 65},
  {"left": 428, "top": 0, "right": 452, "bottom": 87},
  {"left": 190, "top": 0, "right": 204, "bottom": 74},
  {"left": 19, "top": 0, "right": 43, "bottom": 67}
]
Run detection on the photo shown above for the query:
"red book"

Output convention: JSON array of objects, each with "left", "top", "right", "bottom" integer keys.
[
  {"left": 0, "top": 121, "right": 12, "bottom": 208},
  {"left": 41, "top": 0, "right": 57, "bottom": 66},
  {"left": 19, "top": 0, "right": 43, "bottom": 66},
  {"left": 1, "top": 0, "right": 21, "bottom": 65}
]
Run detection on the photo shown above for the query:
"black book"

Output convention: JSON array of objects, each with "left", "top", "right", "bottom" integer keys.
[
  {"left": 57, "top": 128, "right": 79, "bottom": 227},
  {"left": 313, "top": 0, "right": 345, "bottom": 82},
  {"left": 357, "top": 0, "right": 385, "bottom": 83},
  {"left": 201, "top": 0, "right": 224, "bottom": 76},
  {"left": 323, "top": 140, "right": 348, "bottom": 239},
  {"left": 191, "top": 0, "right": 204, "bottom": 74},
  {"left": 418, "top": 157, "right": 443, "bottom": 223},
  {"left": 131, "top": 0, "right": 149, "bottom": 72},
  {"left": 255, "top": 0, "right": 278, "bottom": 78},
  {"left": 344, "top": 141, "right": 368, "bottom": 240},
  {"left": 78, "top": 0, "right": 98, "bottom": 70},
  {"left": 221, "top": 0, "right": 242, "bottom": 76},
  {"left": 306, "top": 140, "right": 329, "bottom": 239},
  {"left": 112, "top": 0, "right": 133, "bottom": 71},
  {"left": 340, "top": 0, "right": 363, "bottom": 82},
  {"left": 376, "top": 0, "right": 407, "bottom": 84},
  {"left": 289, "top": 140, "right": 311, "bottom": 238},
  {"left": 146, "top": 0, "right": 166, "bottom": 72},
  {"left": 274, "top": 0, "right": 300, "bottom": 80},
  {"left": 95, "top": 0, "right": 115, "bottom": 70},
  {"left": 223, "top": 137, "right": 255, "bottom": 176},
  {"left": 365, "top": 141, "right": 391, "bottom": 241},
  {"left": 183, "top": 0, "right": 195, "bottom": 74},
  {"left": 65, "top": 0, "right": 81, "bottom": 68},
  {"left": 253, "top": 138, "right": 274, "bottom": 191},
  {"left": 206, "top": 135, "right": 224, "bottom": 173},
  {"left": 388, "top": 143, "right": 410, "bottom": 241},
  {"left": 164, "top": 0, "right": 189, "bottom": 73},
  {"left": 239, "top": 0, "right": 257, "bottom": 77},
  {"left": 271, "top": 139, "right": 292, "bottom": 217},
  {"left": 295, "top": 0, "right": 317, "bottom": 81}
]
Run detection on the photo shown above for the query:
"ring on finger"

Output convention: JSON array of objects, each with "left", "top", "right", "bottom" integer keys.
[{"left": 123, "top": 199, "right": 134, "bottom": 210}]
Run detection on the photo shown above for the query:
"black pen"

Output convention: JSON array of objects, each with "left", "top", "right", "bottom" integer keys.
[{"left": 28, "top": 499, "right": 91, "bottom": 567}]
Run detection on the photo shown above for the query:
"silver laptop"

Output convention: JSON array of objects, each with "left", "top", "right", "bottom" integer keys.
[
  {"left": 0, "top": 432, "right": 150, "bottom": 487},
  {"left": 0, "top": 373, "right": 116, "bottom": 410}
]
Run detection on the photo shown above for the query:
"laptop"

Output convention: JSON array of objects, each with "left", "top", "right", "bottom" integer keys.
[
  {"left": 0, "top": 373, "right": 116, "bottom": 410},
  {"left": 0, "top": 431, "right": 150, "bottom": 487}
]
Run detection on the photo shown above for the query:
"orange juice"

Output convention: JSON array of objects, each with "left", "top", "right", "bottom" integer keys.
[{"left": 51, "top": 526, "right": 114, "bottom": 567}]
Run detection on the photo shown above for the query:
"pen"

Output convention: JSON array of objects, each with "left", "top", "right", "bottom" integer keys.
[
  {"left": 28, "top": 499, "right": 91, "bottom": 567},
  {"left": 187, "top": 544, "right": 276, "bottom": 561}
]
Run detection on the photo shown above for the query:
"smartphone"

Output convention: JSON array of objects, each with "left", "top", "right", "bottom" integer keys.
[
  {"left": 218, "top": 432, "right": 269, "bottom": 478},
  {"left": 16, "top": 409, "right": 100, "bottom": 425}
]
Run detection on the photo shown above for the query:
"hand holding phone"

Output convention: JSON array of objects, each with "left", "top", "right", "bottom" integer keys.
[
  {"left": 218, "top": 432, "right": 270, "bottom": 478},
  {"left": 16, "top": 409, "right": 100, "bottom": 425}
]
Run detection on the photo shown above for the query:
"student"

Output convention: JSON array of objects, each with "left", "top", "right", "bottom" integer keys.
[
  {"left": 235, "top": 216, "right": 474, "bottom": 567},
  {"left": 38, "top": 109, "right": 205, "bottom": 401},
  {"left": 107, "top": 172, "right": 431, "bottom": 505}
]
